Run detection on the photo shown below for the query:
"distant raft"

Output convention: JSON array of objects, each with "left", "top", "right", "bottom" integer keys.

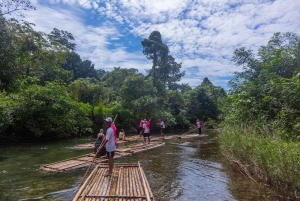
[
  {"left": 40, "top": 142, "right": 165, "bottom": 172},
  {"left": 73, "top": 135, "right": 142, "bottom": 149},
  {"left": 73, "top": 163, "right": 154, "bottom": 201}
]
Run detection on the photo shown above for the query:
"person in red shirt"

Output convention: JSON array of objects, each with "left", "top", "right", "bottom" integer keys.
[
  {"left": 139, "top": 119, "right": 145, "bottom": 137},
  {"left": 196, "top": 119, "right": 202, "bottom": 134},
  {"left": 143, "top": 119, "right": 151, "bottom": 144}
]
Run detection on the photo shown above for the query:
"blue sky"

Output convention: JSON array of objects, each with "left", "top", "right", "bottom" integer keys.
[{"left": 7, "top": 0, "right": 300, "bottom": 89}]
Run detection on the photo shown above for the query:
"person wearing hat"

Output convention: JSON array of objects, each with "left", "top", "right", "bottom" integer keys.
[{"left": 97, "top": 117, "right": 116, "bottom": 177}]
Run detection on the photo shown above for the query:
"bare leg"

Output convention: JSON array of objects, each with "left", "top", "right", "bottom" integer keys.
[{"left": 108, "top": 157, "right": 114, "bottom": 174}]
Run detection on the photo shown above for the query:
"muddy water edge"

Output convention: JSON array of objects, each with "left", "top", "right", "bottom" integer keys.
[{"left": 0, "top": 129, "right": 284, "bottom": 200}]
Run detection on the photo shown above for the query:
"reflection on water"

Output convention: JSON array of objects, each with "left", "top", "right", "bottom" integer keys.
[{"left": 0, "top": 130, "right": 281, "bottom": 200}]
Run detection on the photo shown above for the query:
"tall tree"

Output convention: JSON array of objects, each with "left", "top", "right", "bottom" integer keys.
[
  {"left": 141, "top": 31, "right": 169, "bottom": 86},
  {"left": 4, "top": 20, "right": 75, "bottom": 85},
  {"left": 120, "top": 74, "right": 158, "bottom": 118},
  {"left": 156, "top": 55, "right": 185, "bottom": 89},
  {"left": 61, "top": 51, "right": 97, "bottom": 81},
  {"left": 0, "top": 16, "right": 17, "bottom": 90},
  {"left": 185, "top": 86, "right": 220, "bottom": 121}
]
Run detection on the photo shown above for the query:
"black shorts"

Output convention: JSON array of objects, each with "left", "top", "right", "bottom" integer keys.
[
  {"left": 160, "top": 128, "right": 165, "bottom": 132},
  {"left": 143, "top": 133, "right": 150, "bottom": 137},
  {"left": 106, "top": 151, "right": 115, "bottom": 158}
]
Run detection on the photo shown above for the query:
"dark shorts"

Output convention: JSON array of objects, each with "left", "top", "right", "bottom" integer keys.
[
  {"left": 143, "top": 133, "right": 150, "bottom": 137},
  {"left": 160, "top": 128, "right": 165, "bottom": 132},
  {"left": 106, "top": 151, "right": 115, "bottom": 158}
]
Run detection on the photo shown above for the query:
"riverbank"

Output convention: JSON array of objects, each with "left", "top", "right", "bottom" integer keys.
[{"left": 218, "top": 124, "right": 300, "bottom": 200}]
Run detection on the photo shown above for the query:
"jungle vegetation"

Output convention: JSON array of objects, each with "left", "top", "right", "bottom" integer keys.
[
  {"left": 0, "top": 12, "right": 225, "bottom": 141},
  {"left": 1, "top": 1, "right": 300, "bottom": 198}
]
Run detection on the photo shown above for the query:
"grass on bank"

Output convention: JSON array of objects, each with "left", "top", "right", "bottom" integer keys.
[{"left": 218, "top": 123, "right": 300, "bottom": 198}]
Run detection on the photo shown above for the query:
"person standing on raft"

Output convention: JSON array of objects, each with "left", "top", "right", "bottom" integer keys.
[
  {"left": 97, "top": 117, "right": 117, "bottom": 177},
  {"left": 160, "top": 119, "right": 165, "bottom": 139},
  {"left": 196, "top": 119, "right": 202, "bottom": 134},
  {"left": 139, "top": 119, "right": 144, "bottom": 137},
  {"left": 143, "top": 119, "right": 151, "bottom": 144}
]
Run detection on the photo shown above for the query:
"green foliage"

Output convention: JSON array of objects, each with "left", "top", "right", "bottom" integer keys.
[
  {"left": 13, "top": 82, "right": 93, "bottom": 139},
  {"left": 121, "top": 75, "right": 156, "bottom": 106},
  {"left": 141, "top": 31, "right": 185, "bottom": 89},
  {"left": 218, "top": 123, "right": 300, "bottom": 194},
  {"left": 49, "top": 28, "right": 76, "bottom": 50},
  {"left": 0, "top": 92, "right": 16, "bottom": 132},
  {"left": 185, "top": 86, "right": 220, "bottom": 121},
  {"left": 61, "top": 51, "right": 98, "bottom": 81},
  {"left": 0, "top": 16, "right": 17, "bottom": 90},
  {"left": 166, "top": 90, "right": 184, "bottom": 116},
  {"left": 0, "top": 20, "right": 227, "bottom": 141},
  {"left": 219, "top": 32, "right": 300, "bottom": 196},
  {"left": 68, "top": 78, "right": 106, "bottom": 104},
  {"left": 225, "top": 33, "right": 300, "bottom": 139},
  {"left": 103, "top": 67, "right": 138, "bottom": 92},
  {"left": 111, "top": 106, "right": 133, "bottom": 129},
  {"left": 141, "top": 31, "right": 169, "bottom": 86},
  {"left": 0, "top": 18, "right": 76, "bottom": 88}
]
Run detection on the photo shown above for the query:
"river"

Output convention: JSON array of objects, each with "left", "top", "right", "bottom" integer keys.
[{"left": 0, "top": 129, "right": 280, "bottom": 200}]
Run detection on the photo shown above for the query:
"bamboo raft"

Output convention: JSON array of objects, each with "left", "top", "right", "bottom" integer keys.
[
  {"left": 73, "top": 135, "right": 142, "bottom": 149},
  {"left": 73, "top": 134, "right": 206, "bottom": 150},
  {"left": 40, "top": 141, "right": 165, "bottom": 172},
  {"left": 73, "top": 163, "right": 154, "bottom": 201}
]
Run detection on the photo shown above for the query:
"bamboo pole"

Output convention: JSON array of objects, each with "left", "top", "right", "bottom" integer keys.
[
  {"left": 119, "top": 167, "right": 124, "bottom": 201},
  {"left": 91, "top": 167, "right": 105, "bottom": 201},
  {"left": 138, "top": 162, "right": 151, "bottom": 201},
  {"left": 96, "top": 167, "right": 107, "bottom": 197},
  {"left": 80, "top": 195, "right": 153, "bottom": 199},
  {"left": 131, "top": 167, "right": 139, "bottom": 201},
  {"left": 180, "top": 126, "right": 198, "bottom": 136},
  {"left": 88, "top": 166, "right": 103, "bottom": 198},
  {"left": 129, "top": 167, "right": 134, "bottom": 201},
  {"left": 73, "top": 165, "right": 97, "bottom": 201},
  {"left": 140, "top": 164, "right": 154, "bottom": 200},
  {"left": 116, "top": 167, "right": 122, "bottom": 198}
]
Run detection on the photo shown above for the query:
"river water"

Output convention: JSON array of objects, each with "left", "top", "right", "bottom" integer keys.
[{"left": 0, "top": 129, "right": 280, "bottom": 200}]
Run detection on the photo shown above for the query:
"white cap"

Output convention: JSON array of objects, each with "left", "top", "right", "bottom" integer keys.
[{"left": 105, "top": 117, "right": 112, "bottom": 122}]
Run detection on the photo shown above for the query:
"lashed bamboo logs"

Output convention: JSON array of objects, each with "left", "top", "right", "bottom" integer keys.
[
  {"left": 73, "top": 163, "right": 154, "bottom": 201},
  {"left": 40, "top": 142, "right": 164, "bottom": 172}
]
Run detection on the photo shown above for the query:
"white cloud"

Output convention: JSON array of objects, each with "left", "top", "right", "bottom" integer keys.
[{"left": 11, "top": 0, "right": 300, "bottom": 89}]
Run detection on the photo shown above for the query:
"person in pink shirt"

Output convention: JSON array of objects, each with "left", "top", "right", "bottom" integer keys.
[
  {"left": 143, "top": 119, "right": 151, "bottom": 144},
  {"left": 196, "top": 119, "right": 202, "bottom": 134},
  {"left": 139, "top": 119, "right": 145, "bottom": 137}
]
